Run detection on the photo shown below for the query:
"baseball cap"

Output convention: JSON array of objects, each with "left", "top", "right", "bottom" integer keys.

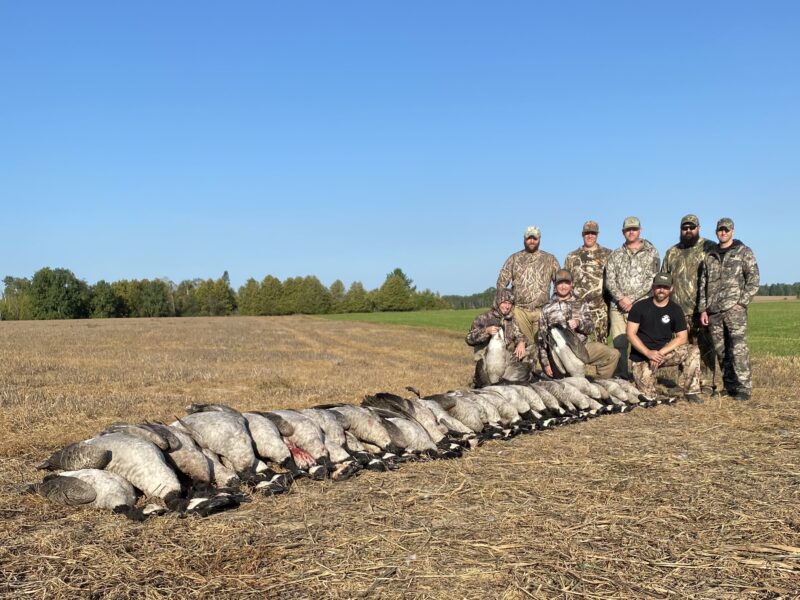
[
  {"left": 524, "top": 226, "right": 541, "bottom": 239},
  {"left": 680, "top": 214, "right": 700, "bottom": 227},
  {"left": 716, "top": 217, "right": 734, "bottom": 230},
  {"left": 653, "top": 272, "right": 673, "bottom": 287},
  {"left": 582, "top": 220, "right": 599, "bottom": 234},
  {"left": 554, "top": 269, "right": 573, "bottom": 283},
  {"left": 622, "top": 216, "right": 640, "bottom": 230}
]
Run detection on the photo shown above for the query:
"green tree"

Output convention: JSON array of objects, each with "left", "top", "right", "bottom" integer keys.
[
  {"left": 195, "top": 274, "right": 236, "bottom": 316},
  {"left": 329, "top": 279, "right": 346, "bottom": 313},
  {"left": 174, "top": 279, "right": 202, "bottom": 316},
  {"left": 260, "top": 275, "right": 285, "bottom": 315},
  {"left": 0, "top": 276, "right": 33, "bottom": 320},
  {"left": 29, "top": 267, "right": 90, "bottom": 319},
  {"left": 90, "top": 280, "right": 126, "bottom": 318},
  {"left": 341, "top": 281, "right": 372, "bottom": 313},
  {"left": 375, "top": 271, "right": 415, "bottom": 311},
  {"left": 414, "top": 289, "right": 450, "bottom": 310},
  {"left": 237, "top": 278, "right": 263, "bottom": 315}
]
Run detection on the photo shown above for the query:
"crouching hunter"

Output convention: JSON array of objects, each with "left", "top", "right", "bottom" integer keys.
[
  {"left": 537, "top": 269, "right": 619, "bottom": 379},
  {"left": 626, "top": 272, "right": 703, "bottom": 403},
  {"left": 466, "top": 289, "right": 529, "bottom": 387}
]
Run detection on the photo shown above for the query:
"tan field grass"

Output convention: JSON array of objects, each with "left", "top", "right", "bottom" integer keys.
[{"left": 1, "top": 316, "right": 799, "bottom": 599}]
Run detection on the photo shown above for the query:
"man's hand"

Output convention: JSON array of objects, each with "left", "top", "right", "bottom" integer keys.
[
  {"left": 544, "top": 365, "right": 553, "bottom": 378},
  {"left": 567, "top": 318, "right": 580, "bottom": 330},
  {"left": 618, "top": 297, "right": 633, "bottom": 313},
  {"left": 486, "top": 326, "right": 499, "bottom": 336},
  {"left": 513, "top": 342, "right": 526, "bottom": 360},
  {"left": 645, "top": 348, "right": 665, "bottom": 368},
  {"left": 700, "top": 311, "right": 709, "bottom": 326}
]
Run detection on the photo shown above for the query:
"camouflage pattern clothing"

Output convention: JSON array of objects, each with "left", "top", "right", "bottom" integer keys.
[
  {"left": 497, "top": 250, "right": 560, "bottom": 312},
  {"left": 631, "top": 344, "right": 701, "bottom": 397},
  {"left": 605, "top": 239, "right": 660, "bottom": 379},
  {"left": 466, "top": 295, "right": 529, "bottom": 387},
  {"left": 698, "top": 240, "right": 760, "bottom": 394},
  {"left": 605, "top": 239, "right": 661, "bottom": 311},
  {"left": 564, "top": 244, "right": 612, "bottom": 342},
  {"left": 662, "top": 237, "right": 718, "bottom": 389},
  {"left": 535, "top": 292, "right": 594, "bottom": 372}
]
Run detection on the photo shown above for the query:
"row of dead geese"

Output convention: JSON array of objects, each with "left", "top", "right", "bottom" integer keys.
[{"left": 29, "top": 376, "right": 671, "bottom": 520}]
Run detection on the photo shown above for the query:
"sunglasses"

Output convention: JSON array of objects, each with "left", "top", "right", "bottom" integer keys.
[
  {"left": 717, "top": 227, "right": 731, "bottom": 233},
  {"left": 681, "top": 225, "right": 697, "bottom": 231}
]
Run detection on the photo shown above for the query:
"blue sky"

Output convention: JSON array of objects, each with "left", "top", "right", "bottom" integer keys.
[{"left": 1, "top": 2, "right": 797, "bottom": 295}]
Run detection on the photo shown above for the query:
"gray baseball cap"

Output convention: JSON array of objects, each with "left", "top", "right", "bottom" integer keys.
[{"left": 622, "top": 216, "right": 640, "bottom": 229}]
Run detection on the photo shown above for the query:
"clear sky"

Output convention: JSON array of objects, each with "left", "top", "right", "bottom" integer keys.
[{"left": 2, "top": 2, "right": 797, "bottom": 295}]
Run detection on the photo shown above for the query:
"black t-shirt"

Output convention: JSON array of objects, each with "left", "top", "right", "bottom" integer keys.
[{"left": 627, "top": 298, "right": 687, "bottom": 362}]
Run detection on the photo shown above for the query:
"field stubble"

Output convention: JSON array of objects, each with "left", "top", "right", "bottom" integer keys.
[{"left": 1, "top": 316, "right": 799, "bottom": 599}]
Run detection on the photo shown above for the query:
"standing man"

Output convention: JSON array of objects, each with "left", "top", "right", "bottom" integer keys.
[
  {"left": 627, "top": 273, "right": 703, "bottom": 402},
  {"left": 497, "top": 226, "right": 560, "bottom": 353},
  {"left": 564, "top": 220, "right": 612, "bottom": 343},
  {"left": 662, "top": 214, "right": 718, "bottom": 394},
  {"left": 604, "top": 216, "right": 660, "bottom": 380},
  {"left": 537, "top": 269, "right": 619, "bottom": 379},
  {"left": 699, "top": 218, "right": 760, "bottom": 401}
]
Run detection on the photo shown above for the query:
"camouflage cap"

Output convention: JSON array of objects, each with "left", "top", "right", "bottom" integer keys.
[
  {"left": 524, "top": 225, "right": 541, "bottom": 239},
  {"left": 652, "top": 272, "right": 673, "bottom": 287},
  {"left": 716, "top": 217, "right": 734, "bottom": 230},
  {"left": 622, "top": 216, "right": 641, "bottom": 230},
  {"left": 680, "top": 214, "right": 699, "bottom": 227},
  {"left": 582, "top": 220, "right": 599, "bottom": 234},
  {"left": 495, "top": 288, "right": 515, "bottom": 305},
  {"left": 554, "top": 269, "right": 573, "bottom": 284}
]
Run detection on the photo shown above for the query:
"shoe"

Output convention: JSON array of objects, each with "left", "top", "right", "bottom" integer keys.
[
  {"left": 734, "top": 391, "right": 751, "bottom": 401},
  {"left": 684, "top": 393, "right": 704, "bottom": 404}
]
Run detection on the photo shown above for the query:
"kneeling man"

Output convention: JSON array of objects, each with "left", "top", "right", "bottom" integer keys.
[
  {"left": 626, "top": 273, "right": 703, "bottom": 402},
  {"left": 466, "top": 289, "right": 529, "bottom": 387},
  {"left": 537, "top": 269, "right": 619, "bottom": 379}
]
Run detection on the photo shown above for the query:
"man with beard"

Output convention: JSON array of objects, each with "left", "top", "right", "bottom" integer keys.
[
  {"left": 536, "top": 269, "right": 619, "bottom": 379},
  {"left": 466, "top": 288, "right": 529, "bottom": 387},
  {"left": 627, "top": 273, "right": 703, "bottom": 402},
  {"left": 564, "top": 220, "right": 612, "bottom": 343},
  {"left": 497, "top": 226, "right": 560, "bottom": 360},
  {"left": 699, "top": 218, "right": 760, "bottom": 401},
  {"left": 662, "top": 214, "right": 718, "bottom": 395},
  {"left": 604, "top": 216, "right": 661, "bottom": 380}
]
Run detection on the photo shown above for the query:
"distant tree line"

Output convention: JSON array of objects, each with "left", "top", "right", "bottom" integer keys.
[
  {"left": 0, "top": 267, "right": 450, "bottom": 320},
  {"left": 757, "top": 282, "right": 800, "bottom": 297}
]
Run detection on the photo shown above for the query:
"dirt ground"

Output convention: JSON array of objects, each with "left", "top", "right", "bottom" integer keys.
[{"left": 1, "top": 316, "right": 798, "bottom": 599}]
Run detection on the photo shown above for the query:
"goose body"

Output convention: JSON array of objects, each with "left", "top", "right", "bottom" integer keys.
[
  {"left": 176, "top": 411, "right": 259, "bottom": 475},
  {"left": 485, "top": 329, "right": 507, "bottom": 384}
]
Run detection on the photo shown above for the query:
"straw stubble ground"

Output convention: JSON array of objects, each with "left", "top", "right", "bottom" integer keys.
[{"left": 0, "top": 316, "right": 798, "bottom": 599}]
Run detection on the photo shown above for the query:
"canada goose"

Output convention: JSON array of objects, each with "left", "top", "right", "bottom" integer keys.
[
  {"left": 37, "top": 441, "right": 111, "bottom": 471},
  {"left": 485, "top": 328, "right": 507, "bottom": 384},
  {"left": 362, "top": 393, "right": 447, "bottom": 444},
  {"left": 505, "top": 385, "right": 549, "bottom": 415},
  {"left": 241, "top": 412, "right": 298, "bottom": 473},
  {"left": 175, "top": 410, "right": 260, "bottom": 476},
  {"left": 102, "top": 423, "right": 177, "bottom": 451},
  {"left": 299, "top": 408, "right": 362, "bottom": 471},
  {"left": 424, "top": 392, "right": 486, "bottom": 433},
  {"left": 84, "top": 432, "right": 183, "bottom": 510},
  {"left": 546, "top": 324, "right": 589, "bottom": 377},
  {"left": 316, "top": 404, "right": 401, "bottom": 455},
  {"left": 611, "top": 378, "right": 645, "bottom": 404},
  {"left": 30, "top": 468, "right": 142, "bottom": 520},
  {"left": 140, "top": 421, "right": 215, "bottom": 485},
  {"left": 593, "top": 379, "right": 630, "bottom": 405},
  {"left": 261, "top": 410, "right": 334, "bottom": 480},
  {"left": 481, "top": 386, "right": 533, "bottom": 420}
]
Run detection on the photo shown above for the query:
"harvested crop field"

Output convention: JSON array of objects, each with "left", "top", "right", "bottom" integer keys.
[{"left": 1, "top": 316, "right": 799, "bottom": 599}]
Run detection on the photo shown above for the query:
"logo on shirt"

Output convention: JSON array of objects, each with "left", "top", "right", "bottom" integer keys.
[{"left": 661, "top": 315, "right": 671, "bottom": 324}]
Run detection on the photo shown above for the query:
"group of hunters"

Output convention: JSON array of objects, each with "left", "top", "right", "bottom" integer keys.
[{"left": 466, "top": 215, "right": 760, "bottom": 403}]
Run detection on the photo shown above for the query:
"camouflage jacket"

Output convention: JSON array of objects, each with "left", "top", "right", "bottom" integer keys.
[
  {"left": 564, "top": 245, "right": 611, "bottom": 305},
  {"left": 466, "top": 307, "right": 527, "bottom": 352},
  {"left": 604, "top": 239, "right": 660, "bottom": 309},
  {"left": 535, "top": 293, "right": 593, "bottom": 370},
  {"left": 496, "top": 250, "right": 560, "bottom": 310},
  {"left": 698, "top": 240, "right": 760, "bottom": 314},
  {"left": 661, "top": 237, "right": 716, "bottom": 316}
]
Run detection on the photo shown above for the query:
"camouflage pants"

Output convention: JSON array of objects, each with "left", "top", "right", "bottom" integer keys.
[
  {"left": 586, "top": 301, "right": 609, "bottom": 344},
  {"left": 631, "top": 344, "right": 701, "bottom": 397},
  {"left": 686, "top": 315, "right": 717, "bottom": 390},
  {"left": 707, "top": 305, "right": 752, "bottom": 393},
  {"left": 608, "top": 307, "right": 630, "bottom": 379}
]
